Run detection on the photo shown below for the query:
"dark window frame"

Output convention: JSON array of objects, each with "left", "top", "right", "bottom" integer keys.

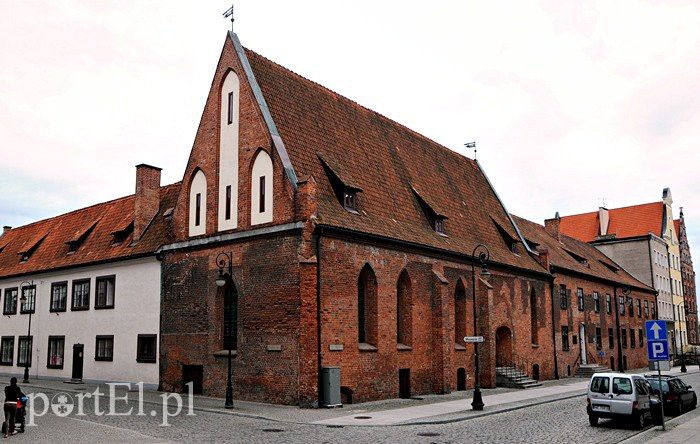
[
  {"left": 595, "top": 327, "right": 602, "bottom": 350},
  {"left": 630, "top": 328, "right": 636, "bottom": 348},
  {"left": 95, "top": 335, "right": 114, "bottom": 362},
  {"left": 593, "top": 292, "right": 600, "bottom": 313},
  {"left": 50, "top": 281, "right": 68, "bottom": 312},
  {"left": 619, "top": 296, "right": 626, "bottom": 316},
  {"left": 644, "top": 300, "right": 649, "bottom": 318},
  {"left": 561, "top": 326, "right": 570, "bottom": 351},
  {"left": 259, "top": 176, "right": 266, "bottom": 214},
  {"left": 46, "top": 336, "right": 65, "bottom": 369},
  {"left": 434, "top": 218, "right": 446, "bottom": 236},
  {"left": 20, "top": 285, "right": 36, "bottom": 314},
  {"left": 621, "top": 328, "right": 627, "bottom": 348},
  {"left": 0, "top": 336, "right": 14, "bottom": 366},
  {"left": 136, "top": 334, "right": 157, "bottom": 363},
  {"left": 95, "top": 275, "right": 116, "bottom": 309},
  {"left": 559, "top": 284, "right": 568, "bottom": 310},
  {"left": 195, "top": 193, "right": 202, "bottom": 227},
  {"left": 605, "top": 294, "right": 611, "bottom": 314},
  {"left": 3, "top": 288, "right": 18, "bottom": 315},
  {"left": 71, "top": 279, "right": 91, "bottom": 311},
  {"left": 227, "top": 91, "right": 233, "bottom": 125},
  {"left": 608, "top": 328, "right": 614, "bottom": 349},
  {"left": 637, "top": 299, "right": 642, "bottom": 317},
  {"left": 17, "top": 336, "right": 32, "bottom": 367},
  {"left": 577, "top": 288, "right": 584, "bottom": 311},
  {"left": 225, "top": 185, "right": 232, "bottom": 220},
  {"left": 343, "top": 191, "right": 357, "bottom": 212},
  {"left": 639, "top": 328, "right": 644, "bottom": 347}
]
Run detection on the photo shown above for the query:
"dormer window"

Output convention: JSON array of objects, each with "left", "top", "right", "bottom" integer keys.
[
  {"left": 411, "top": 186, "right": 448, "bottom": 236},
  {"left": 492, "top": 219, "right": 519, "bottom": 253},
  {"left": 17, "top": 232, "right": 48, "bottom": 263},
  {"left": 564, "top": 248, "right": 589, "bottom": 267},
  {"left": 318, "top": 153, "right": 362, "bottom": 214},
  {"left": 111, "top": 221, "right": 134, "bottom": 245},
  {"left": 343, "top": 191, "right": 357, "bottom": 212},
  {"left": 66, "top": 220, "right": 98, "bottom": 254},
  {"left": 434, "top": 218, "right": 445, "bottom": 235}
]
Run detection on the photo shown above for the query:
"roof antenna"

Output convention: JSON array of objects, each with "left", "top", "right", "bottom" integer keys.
[
  {"left": 465, "top": 141, "right": 477, "bottom": 160},
  {"left": 223, "top": 3, "right": 234, "bottom": 33}
]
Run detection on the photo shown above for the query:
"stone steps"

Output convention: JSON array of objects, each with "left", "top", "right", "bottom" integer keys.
[
  {"left": 496, "top": 366, "right": 543, "bottom": 389},
  {"left": 575, "top": 364, "right": 611, "bottom": 378}
]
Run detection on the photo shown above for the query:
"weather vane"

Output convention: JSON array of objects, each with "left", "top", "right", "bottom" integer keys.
[
  {"left": 465, "top": 141, "right": 477, "bottom": 160},
  {"left": 223, "top": 3, "right": 234, "bottom": 32}
]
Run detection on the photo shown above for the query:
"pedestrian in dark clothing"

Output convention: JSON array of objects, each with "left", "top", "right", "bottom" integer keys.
[{"left": 3, "top": 378, "right": 24, "bottom": 438}]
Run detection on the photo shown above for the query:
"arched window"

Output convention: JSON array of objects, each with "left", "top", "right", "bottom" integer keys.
[
  {"left": 396, "top": 270, "right": 412, "bottom": 346},
  {"left": 358, "top": 264, "right": 378, "bottom": 345},
  {"left": 251, "top": 149, "right": 273, "bottom": 225},
  {"left": 189, "top": 169, "right": 207, "bottom": 236},
  {"left": 454, "top": 279, "right": 467, "bottom": 345},
  {"left": 223, "top": 280, "right": 238, "bottom": 350},
  {"left": 530, "top": 287, "right": 538, "bottom": 344},
  {"left": 218, "top": 70, "right": 240, "bottom": 231}
]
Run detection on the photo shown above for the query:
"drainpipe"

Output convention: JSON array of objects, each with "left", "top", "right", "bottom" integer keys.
[
  {"left": 549, "top": 275, "right": 559, "bottom": 379},
  {"left": 316, "top": 228, "right": 323, "bottom": 407},
  {"left": 613, "top": 286, "right": 624, "bottom": 372}
]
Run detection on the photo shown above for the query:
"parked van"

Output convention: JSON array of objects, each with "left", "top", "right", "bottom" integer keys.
[{"left": 586, "top": 372, "right": 653, "bottom": 428}]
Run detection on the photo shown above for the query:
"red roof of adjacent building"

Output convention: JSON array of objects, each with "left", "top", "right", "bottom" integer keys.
[
  {"left": 245, "top": 48, "right": 545, "bottom": 273},
  {"left": 674, "top": 219, "right": 681, "bottom": 238},
  {"left": 0, "top": 183, "right": 180, "bottom": 280},
  {"left": 558, "top": 202, "right": 664, "bottom": 243}
]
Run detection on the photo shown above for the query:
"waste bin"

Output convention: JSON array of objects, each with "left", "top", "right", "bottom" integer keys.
[{"left": 321, "top": 367, "right": 342, "bottom": 407}]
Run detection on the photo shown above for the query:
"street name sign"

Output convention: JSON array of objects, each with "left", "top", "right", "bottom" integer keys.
[{"left": 464, "top": 336, "right": 484, "bottom": 343}]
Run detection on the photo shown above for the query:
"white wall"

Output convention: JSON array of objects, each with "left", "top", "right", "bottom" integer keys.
[
  {"left": 218, "top": 70, "right": 240, "bottom": 231},
  {"left": 250, "top": 149, "right": 273, "bottom": 225},
  {"left": 0, "top": 257, "right": 160, "bottom": 387},
  {"left": 189, "top": 169, "right": 207, "bottom": 236}
]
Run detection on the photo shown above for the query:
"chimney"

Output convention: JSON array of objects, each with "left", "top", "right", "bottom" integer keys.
[
  {"left": 598, "top": 207, "right": 609, "bottom": 236},
  {"left": 2, "top": 226, "right": 11, "bottom": 236},
  {"left": 134, "top": 164, "right": 162, "bottom": 242},
  {"left": 544, "top": 212, "right": 561, "bottom": 241}
]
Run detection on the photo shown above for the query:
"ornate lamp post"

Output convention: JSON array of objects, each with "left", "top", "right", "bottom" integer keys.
[
  {"left": 215, "top": 252, "right": 234, "bottom": 409},
  {"left": 19, "top": 280, "right": 34, "bottom": 383},
  {"left": 470, "top": 244, "right": 490, "bottom": 411}
]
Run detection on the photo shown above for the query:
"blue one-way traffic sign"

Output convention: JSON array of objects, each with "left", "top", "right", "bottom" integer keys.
[{"left": 645, "top": 320, "right": 667, "bottom": 341}]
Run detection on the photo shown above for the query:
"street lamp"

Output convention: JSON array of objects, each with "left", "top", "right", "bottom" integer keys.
[
  {"left": 19, "top": 281, "right": 34, "bottom": 383},
  {"left": 215, "top": 252, "right": 234, "bottom": 409},
  {"left": 471, "top": 244, "right": 490, "bottom": 411}
]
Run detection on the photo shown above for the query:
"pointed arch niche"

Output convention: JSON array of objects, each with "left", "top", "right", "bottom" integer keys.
[
  {"left": 189, "top": 169, "right": 207, "bottom": 236},
  {"left": 250, "top": 149, "right": 273, "bottom": 225},
  {"left": 218, "top": 69, "right": 240, "bottom": 231}
]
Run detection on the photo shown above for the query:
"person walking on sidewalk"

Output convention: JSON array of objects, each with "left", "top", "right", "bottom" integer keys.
[{"left": 3, "top": 378, "right": 25, "bottom": 438}]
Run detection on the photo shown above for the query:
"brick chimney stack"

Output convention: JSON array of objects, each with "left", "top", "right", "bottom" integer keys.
[
  {"left": 544, "top": 211, "right": 561, "bottom": 241},
  {"left": 2, "top": 226, "right": 11, "bottom": 236},
  {"left": 134, "top": 164, "right": 162, "bottom": 242}
]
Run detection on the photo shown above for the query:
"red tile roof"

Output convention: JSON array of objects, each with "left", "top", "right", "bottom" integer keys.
[
  {"left": 674, "top": 219, "right": 681, "bottom": 238},
  {"left": 0, "top": 183, "right": 180, "bottom": 280},
  {"left": 513, "top": 215, "right": 654, "bottom": 292},
  {"left": 558, "top": 202, "right": 664, "bottom": 242},
  {"left": 246, "top": 49, "right": 545, "bottom": 273}
]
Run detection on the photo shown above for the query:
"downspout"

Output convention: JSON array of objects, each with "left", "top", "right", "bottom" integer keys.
[
  {"left": 613, "top": 286, "right": 624, "bottom": 372},
  {"left": 316, "top": 228, "right": 323, "bottom": 407},
  {"left": 549, "top": 274, "right": 559, "bottom": 379}
]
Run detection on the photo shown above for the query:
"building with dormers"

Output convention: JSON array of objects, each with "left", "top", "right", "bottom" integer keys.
[{"left": 0, "top": 165, "right": 176, "bottom": 388}]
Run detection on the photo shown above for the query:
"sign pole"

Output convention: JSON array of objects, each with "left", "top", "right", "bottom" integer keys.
[{"left": 658, "top": 366, "right": 665, "bottom": 431}]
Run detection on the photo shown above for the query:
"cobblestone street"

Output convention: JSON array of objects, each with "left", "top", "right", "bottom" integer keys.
[{"left": 8, "top": 369, "right": 698, "bottom": 443}]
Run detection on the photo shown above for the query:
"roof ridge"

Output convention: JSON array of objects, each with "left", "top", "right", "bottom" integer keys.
[
  {"left": 560, "top": 200, "right": 662, "bottom": 219},
  {"left": 243, "top": 47, "right": 476, "bottom": 168},
  {"left": 8, "top": 181, "right": 181, "bottom": 232}
]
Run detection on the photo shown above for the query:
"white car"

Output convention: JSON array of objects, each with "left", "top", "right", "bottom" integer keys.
[{"left": 586, "top": 372, "right": 653, "bottom": 429}]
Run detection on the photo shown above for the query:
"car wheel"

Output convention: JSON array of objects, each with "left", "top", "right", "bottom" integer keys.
[
  {"left": 635, "top": 412, "right": 646, "bottom": 430},
  {"left": 692, "top": 394, "right": 697, "bottom": 410},
  {"left": 676, "top": 400, "right": 684, "bottom": 416},
  {"left": 588, "top": 414, "right": 598, "bottom": 427}
]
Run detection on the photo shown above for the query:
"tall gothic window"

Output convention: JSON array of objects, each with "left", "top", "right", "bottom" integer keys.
[
  {"left": 455, "top": 280, "right": 467, "bottom": 346},
  {"left": 358, "top": 264, "right": 378, "bottom": 345},
  {"left": 223, "top": 280, "right": 238, "bottom": 350},
  {"left": 530, "top": 288, "right": 538, "bottom": 344},
  {"left": 396, "top": 270, "right": 412, "bottom": 346}
]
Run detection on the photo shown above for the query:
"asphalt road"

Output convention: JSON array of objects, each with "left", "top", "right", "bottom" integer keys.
[{"left": 10, "top": 370, "right": 700, "bottom": 443}]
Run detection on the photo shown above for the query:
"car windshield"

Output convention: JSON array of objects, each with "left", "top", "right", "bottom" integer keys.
[{"left": 647, "top": 379, "right": 670, "bottom": 393}]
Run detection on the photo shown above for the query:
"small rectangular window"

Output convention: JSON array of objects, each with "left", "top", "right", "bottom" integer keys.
[
  {"left": 0, "top": 337, "right": 14, "bottom": 366},
  {"left": 577, "top": 288, "right": 584, "bottom": 311},
  {"left": 20, "top": 285, "right": 36, "bottom": 314},
  {"left": 95, "top": 276, "right": 115, "bottom": 309},
  {"left": 17, "top": 336, "right": 32, "bottom": 367},
  {"left": 3, "top": 288, "right": 18, "bottom": 315},
  {"left": 561, "top": 326, "right": 569, "bottom": 351},
  {"left": 639, "top": 329, "right": 644, "bottom": 347},
  {"left": 636, "top": 299, "right": 642, "bottom": 317},
  {"left": 644, "top": 300, "right": 649, "bottom": 318},
  {"left": 606, "top": 294, "right": 611, "bottom": 314},
  {"left": 259, "top": 176, "right": 266, "bottom": 213},
  {"left": 50, "top": 282, "right": 68, "bottom": 312},
  {"left": 95, "top": 335, "right": 114, "bottom": 361},
  {"left": 227, "top": 91, "right": 233, "bottom": 125},
  {"left": 71, "top": 279, "right": 90, "bottom": 311},
  {"left": 434, "top": 218, "right": 445, "bottom": 235},
  {"left": 47, "top": 336, "right": 65, "bottom": 369},
  {"left": 195, "top": 193, "right": 201, "bottom": 227},
  {"left": 608, "top": 328, "right": 614, "bottom": 349},
  {"left": 595, "top": 327, "right": 602, "bottom": 350},
  {"left": 593, "top": 292, "right": 600, "bottom": 313},
  {"left": 630, "top": 328, "right": 636, "bottom": 348},
  {"left": 619, "top": 296, "right": 625, "bottom": 316},
  {"left": 136, "top": 334, "right": 157, "bottom": 363},
  {"left": 559, "top": 285, "right": 568, "bottom": 310},
  {"left": 621, "top": 329, "right": 627, "bottom": 348},
  {"left": 225, "top": 185, "right": 232, "bottom": 220},
  {"left": 343, "top": 191, "right": 356, "bottom": 211}
]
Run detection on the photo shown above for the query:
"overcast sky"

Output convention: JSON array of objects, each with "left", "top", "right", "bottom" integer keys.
[{"left": 1, "top": 1, "right": 699, "bottom": 258}]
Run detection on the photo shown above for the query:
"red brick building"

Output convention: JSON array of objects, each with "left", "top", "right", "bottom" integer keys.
[
  {"left": 677, "top": 212, "right": 698, "bottom": 344},
  {"left": 514, "top": 216, "right": 657, "bottom": 375},
  {"left": 157, "top": 32, "right": 559, "bottom": 406}
]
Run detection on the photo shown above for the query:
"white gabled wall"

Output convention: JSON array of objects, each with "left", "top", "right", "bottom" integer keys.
[
  {"left": 218, "top": 70, "right": 240, "bottom": 231},
  {"left": 0, "top": 257, "right": 160, "bottom": 387},
  {"left": 250, "top": 149, "right": 273, "bottom": 225},
  {"left": 189, "top": 169, "right": 207, "bottom": 236}
]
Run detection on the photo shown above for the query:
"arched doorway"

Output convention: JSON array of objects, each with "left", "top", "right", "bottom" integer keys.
[{"left": 495, "top": 326, "right": 513, "bottom": 367}]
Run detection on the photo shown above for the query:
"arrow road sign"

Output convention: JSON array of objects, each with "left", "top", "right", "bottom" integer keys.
[
  {"left": 647, "top": 340, "right": 669, "bottom": 361},
  {"left": 464, "top": 336, "right": 484, "bottom": 343},
  {"left": 645, "top": 320, "right": 667, "bottom": 341}
]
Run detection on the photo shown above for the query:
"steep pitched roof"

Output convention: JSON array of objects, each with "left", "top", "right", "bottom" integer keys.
[
  {"left": 674, "top": 219, "right": 681, "bottom": 238},
  {"left": 513, "top": 215, "right": 654, "bottom": 292},
  {"left": 559, "top": 202, "right": 664, "bottom": 243},
  {"left": 0, "top": 183, "right": 180, "bottom": 280},
  {"left": 245, "top": 48, "right": 544, "bottom": 273}
]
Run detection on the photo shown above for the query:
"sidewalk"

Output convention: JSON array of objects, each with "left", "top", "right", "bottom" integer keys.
[{"left": 18, "top": 366, "right": 697, "bottom": 427}]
